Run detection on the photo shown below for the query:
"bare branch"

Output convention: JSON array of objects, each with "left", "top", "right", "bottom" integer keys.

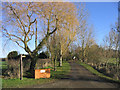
[
  {"left": 3, "top": 27, "right": 24, "bottom": 42},
  {"left": 49, "top": 18, "right": 58, "bottom": 35},
  {"left": 15, "top": 41, "right": 24, "bottom": 49},
  {"left": 49, "top": 28, "right": 57, "bottom": 35},
  {"left": 8, "top": 5, "right": 25, "bottom": 32},
  {"left": 30, "top": 19, "right": 36, "bottom": 26}
]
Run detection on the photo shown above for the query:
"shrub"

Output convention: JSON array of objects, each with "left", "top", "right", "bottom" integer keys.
[
  {"left": 7, "top": 51, "right": 19, "bottom": 59},
  {"left": 38, "top": 52, "right": 48, "bottom": 59},
  {"left": 3, "top": 59, "right": 20, "bottom": 78},
  {"left": 3, "top": 58, "right": 31, "bottom": 79}
]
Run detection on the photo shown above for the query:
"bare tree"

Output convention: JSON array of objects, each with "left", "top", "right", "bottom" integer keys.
[
  {"left": 57, "top": 24, "right": 78, "bottom": 66},
  {"left": 111, "top": 23, "right": 119, "bottom": 80},
  {"left": 46, "top": 3, "right": 79, "bottom": 67},
  {"left": 102, "top": 22, "right": 119, "bottom": 79},
  {"left": 2, "top": 2, "right": 77, "bottom": 76},
  {"left": 76, "top": 3, "right": 95, "bottom": 63},
  {"left": 103, "top": 30, "right": 114, "bottom": 69}
]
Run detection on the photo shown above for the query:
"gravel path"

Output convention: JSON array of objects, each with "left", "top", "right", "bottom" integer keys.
[{"left": 32, "top": 61, "right": 119, "bottom": 88}]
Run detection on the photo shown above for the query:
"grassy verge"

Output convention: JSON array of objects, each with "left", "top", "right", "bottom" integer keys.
[
  {"left": 2, "top": 61, "right": 70, "bottom": 88},
  {"left": 77, "top": 61, "right": 120, "bottom": 83},
  {"left": 2, "top": 78, "right": 54, "bottom": 88},
  {"left": 51, "top": 61, "right": 71, "bottom": 79}
]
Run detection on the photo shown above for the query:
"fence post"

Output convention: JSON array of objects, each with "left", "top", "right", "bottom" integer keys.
[{"left": 20, "top": 54, "right": 23, "bottom": 80}]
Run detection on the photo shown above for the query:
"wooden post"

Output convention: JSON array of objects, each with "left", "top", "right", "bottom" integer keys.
[
  {"left": 20, "top": 54, "right": 23, "bottom": 80},
  {"left": 35, "top": 19, "right": 37, "bottom": 49}
]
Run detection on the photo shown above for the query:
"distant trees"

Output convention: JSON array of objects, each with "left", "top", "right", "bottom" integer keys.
[
  {"left": 110, "top": 23, "right": 119, "bottom": 80},
  {"left": 102, "top": 30, "right": 114, "bottom": 69},
  {"left": 76, "top": 3, "right": 95, "bottom": 63},
  {"left": 46, "top": 3, "right": 90, "bottom": 67},
  {"left": 48, "top": 33, "right": 58, "bottom": 71},
  {"left": 47, "top": 25, "right": 78, "bottom": 67}
]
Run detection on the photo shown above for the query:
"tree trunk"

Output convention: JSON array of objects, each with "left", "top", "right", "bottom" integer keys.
[
  {"left": 105, "top": 61, "right": 108, "bottom": 70},
  {"left": 29, "top": 57, "right": 37, "bottom": 77},
  {"left": 116, "top": 56, "right": 119, "bottom": 80},
  {"left": 59, "top": 55, "right": 62, "bottom": 67},
  {"left": 82, "top": 46, "right": 84, "bottom": 62},
  {"left": 54, "top": 57, "right": 56, "bottom": 71},
  {"left": 51, "top": 57, "right": 53, "bottom": 65},
  {"left": 59, "top": 49, "right": 62, "bottom": 67}
]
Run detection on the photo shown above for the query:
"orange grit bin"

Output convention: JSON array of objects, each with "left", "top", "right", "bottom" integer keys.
[{"left": 35, "top": 69, "right": 50, "bottom": 79}]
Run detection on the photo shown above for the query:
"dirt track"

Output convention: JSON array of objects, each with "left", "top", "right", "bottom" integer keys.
[{"left": 32, "top": 62, "right": 119, "bottom": 88}]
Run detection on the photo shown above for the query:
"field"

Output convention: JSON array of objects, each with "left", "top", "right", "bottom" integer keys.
[{"left": 0, "top": 61, "right": 8, "bottom": 69}]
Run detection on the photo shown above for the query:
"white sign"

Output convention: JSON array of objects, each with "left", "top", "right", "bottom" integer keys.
[
  {"left": 40, "top": 70, "right": 45, "bottom": 73},
  {"left": 22, "top": 56, "right": 26, "bottom": 57}
]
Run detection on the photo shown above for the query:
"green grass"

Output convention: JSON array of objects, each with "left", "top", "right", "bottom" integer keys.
[
  {"left": 2, "top": 78, "right": 54, "bottom": 88},
  {"left": 37, "top": 66, "right": 53, "bottom": 69},
  {"left": 0, "top": 61, "right": 8, "bottom": 69},
  {"left": 51, "top": 61, "right": 71, "bottom": 79},
  {"left": 2, "top": 61, "right": 70, "bottom": 88},
  {"left": 77, "top": 61, "right": 120, "bottom": 83}
]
